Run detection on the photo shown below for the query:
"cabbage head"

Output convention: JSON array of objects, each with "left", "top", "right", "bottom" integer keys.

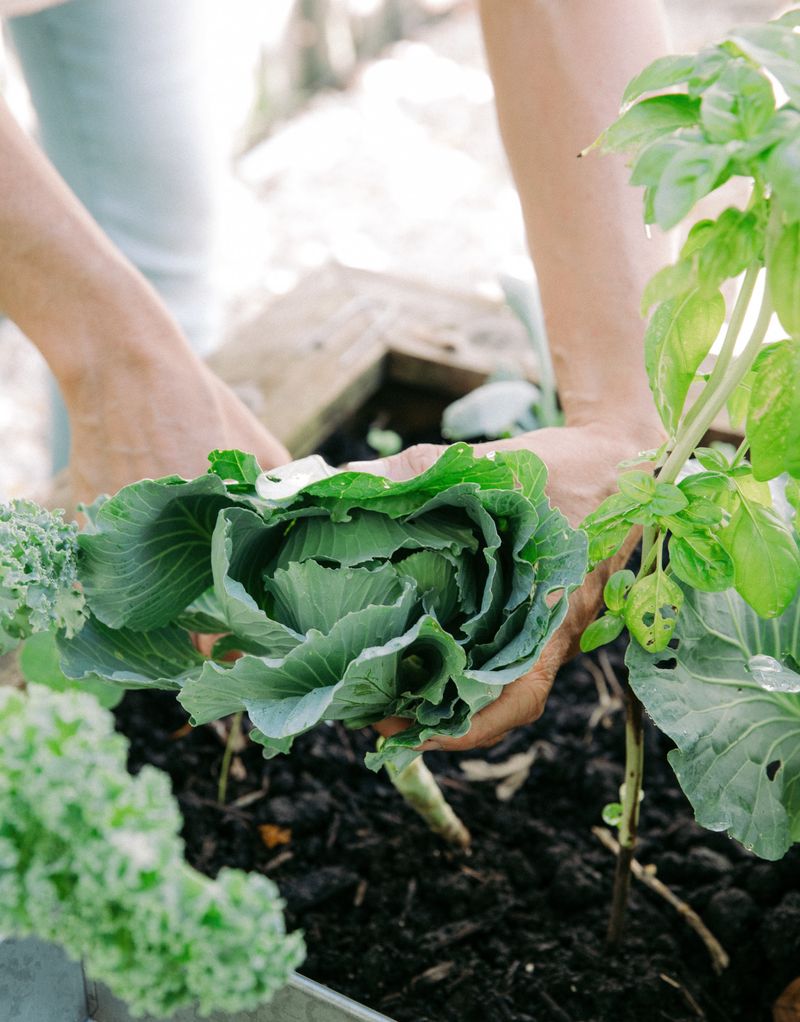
[{"left": 64, "top": 445, "right": 587, "bottom": 768}]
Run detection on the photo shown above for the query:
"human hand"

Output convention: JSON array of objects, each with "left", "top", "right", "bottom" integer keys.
[
  {"left": 349, "top": 422, "right": 663, "bottom": 751},
  {"left": 61, "top": 335, "right": 289, "bottom": 510}
]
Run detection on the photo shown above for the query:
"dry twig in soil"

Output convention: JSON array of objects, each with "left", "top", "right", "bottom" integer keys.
[{"left": 592, "top": 826, "right": 730, "bottom": 974}]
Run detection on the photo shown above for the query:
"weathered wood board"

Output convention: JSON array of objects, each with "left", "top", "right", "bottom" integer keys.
[{"left": 209, "top": 263, "right": 538, "bottom": 456}]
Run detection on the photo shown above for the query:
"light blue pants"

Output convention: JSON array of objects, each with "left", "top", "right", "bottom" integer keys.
[{"left": 8, "top": 0, "right": 221, "bottom": 471}]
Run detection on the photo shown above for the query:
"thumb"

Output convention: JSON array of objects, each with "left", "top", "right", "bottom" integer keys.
[{"left": 345, "top": 443, "right": 446, "bottom": 482}]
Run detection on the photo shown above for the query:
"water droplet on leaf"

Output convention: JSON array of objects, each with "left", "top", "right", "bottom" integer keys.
[{"left": 747, "top": 655, "right": 800, "bottom": 693}]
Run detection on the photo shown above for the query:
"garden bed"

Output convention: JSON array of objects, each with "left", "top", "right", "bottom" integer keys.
[{"left": 116, "top": 631, "right": 800, "bottom": 1022}]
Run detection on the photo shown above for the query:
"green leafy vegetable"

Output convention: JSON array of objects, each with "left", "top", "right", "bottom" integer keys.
[
  {"left": 589, "top": 5, "right": 800, "bottom": 944},
  {"left": 719, "top": 493, "right": 800, "bottom": 618},
  {"left": 19, "top": 631, "right": 122, "bottom": 709},
  {"left": 746, "top": 339, "right": 800, "bottom": 480},
  {"left": 70, "top": 445, "right": 587, "bottom": 770},
  {"left": 699, "top": 60, "right": 775, "bottom": 142},
  {"left": 644, "top": 289, "right": 726, "bottom": 432},
  {"left": 627, "top": 586, "right": 800, "bottom": 859},
  {"left": 623, "top": 569, "right": 684, "bottom": 652},
  {"left": 652, "top": 142, "right": 731, "bottom": 229},
  {"left": 0, "top": 685, "right": 304, "bottom": 1017},
  {"left": 592, "top": 95, "right": 700, "bottom": 154},
  {"left": 0, "top": 500, "right": 85, "bottom": 654},
  {"left": 621, "top": 53, "right": 696, "bottom": 107},
  {"left": 768, "top": 221, "right": 800, "bottom": 337}
]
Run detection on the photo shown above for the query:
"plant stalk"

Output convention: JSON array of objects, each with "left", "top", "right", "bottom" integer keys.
[
  {"left": 217, "top": 711, "right": 243, "bottom": 805},
  {"left": 606, "top": 689, "right": 644, "bottom": 948},
  {"left": 679, "top": 263, "right": 759, "bottom": 438},
  {"left": 660, "top": 280, "right": 774, "bottom": 485},
  {"left": 382, "top": 746, "right": 471, "bottom": 849}
]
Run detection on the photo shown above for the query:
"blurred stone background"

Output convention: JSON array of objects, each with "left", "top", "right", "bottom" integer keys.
[{"left": 0, "top": 0, "right": 784, "bottom": 501}]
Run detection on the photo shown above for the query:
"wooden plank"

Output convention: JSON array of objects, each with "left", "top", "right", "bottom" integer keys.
[{"left": 210, "top": 264, "right": 537, "bottom": 456}]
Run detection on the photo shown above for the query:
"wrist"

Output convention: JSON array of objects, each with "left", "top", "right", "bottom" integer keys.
[
  {"left": 44, "top": 263, "right": 191, "bottom": 398},
  {"left": 563, "top": 397, "right": 666, "bottom": 454}
]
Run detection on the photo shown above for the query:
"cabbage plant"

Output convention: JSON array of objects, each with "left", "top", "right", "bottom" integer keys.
[{"left": 58, "top": 444, "right": 586, "bottom": 842}]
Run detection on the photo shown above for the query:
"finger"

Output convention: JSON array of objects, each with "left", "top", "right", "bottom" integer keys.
[
  {"left": 373, "top": 716, "right": 412, "bottom": 738},
  {"left": 191, "top": 632, "right": 219, "bottom": 657},
  {"left": 420, "top": 667, "right": 556, "bottom": 752},
  {"left": 345, "top": 443, "right": 446, "bottom": 482},
  {"left": 190, "top": 631, "right": 242, "bottom": 663}
]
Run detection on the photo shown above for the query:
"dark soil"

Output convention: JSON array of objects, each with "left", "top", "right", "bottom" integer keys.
[
  {"left": 115, "top": 639, "right": 800, "bottom": 1022},
  {"left": 116, "top": 393, "right": 799, "bottom": 1022}
]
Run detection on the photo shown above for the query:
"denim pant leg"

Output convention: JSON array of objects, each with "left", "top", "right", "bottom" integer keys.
[{"left": 8, "top": 0, "right": 222, "bottom": 472}]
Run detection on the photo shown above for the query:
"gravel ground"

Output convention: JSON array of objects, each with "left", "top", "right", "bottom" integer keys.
[{"left": 0, "top": 0, "right": 784, "bottom": 502}]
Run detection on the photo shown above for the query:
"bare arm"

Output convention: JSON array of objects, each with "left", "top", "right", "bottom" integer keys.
[
  {"left": 0, "top": 97, "right": 288, "bottom": 506},
  {"left": 478, "top": 0, "right": 671, "bottom": 436},
  {"left": 369, "top": 2, "right": 674, "bottom": 749}
]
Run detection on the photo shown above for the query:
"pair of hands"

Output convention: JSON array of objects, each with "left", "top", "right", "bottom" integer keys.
[{"left": 67, "top": 356, "right": 647, "bottom": 753}]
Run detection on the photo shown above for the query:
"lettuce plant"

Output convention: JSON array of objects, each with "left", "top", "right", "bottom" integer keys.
[
  {"left": 582, "top": 9, "right": 800, "bottom": 942},
  {"left": 0, "top": 684, "right": 304, "bottom": 1018}
]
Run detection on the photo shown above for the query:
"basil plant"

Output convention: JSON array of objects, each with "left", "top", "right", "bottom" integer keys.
[{"left": 62, "top": 444, "right": 586, "bottom": 770}]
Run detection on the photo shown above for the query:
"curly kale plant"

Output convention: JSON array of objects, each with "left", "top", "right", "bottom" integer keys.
[
  {"left": 0, "top": 500, "right": 84, "bottom": 653},
  {"left": 62, "top": 444, "right": 586, "bottom": 772},
  {"left": 0, "top": 684, "right": 305, "bottom": 1018}
]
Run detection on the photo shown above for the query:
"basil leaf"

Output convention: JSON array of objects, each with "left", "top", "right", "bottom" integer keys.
[
  {"left": 727, "top": 365, "right": 757, "bottom": 431},
  {"left": 720, "top": 495, "right": 800, "bottom": 617},
  {"left": 617, "top": 470, "right": 656, "bottom": 502},
  {"left": 596, "top": 95, "right": 701, "bottom": 154},
  {"left": 624, "top": 570, "right": 684, "bottom": 652},
  {"left": 604, "top": 569, "right": 636, "bottom": 614},
  {"left": 641, "top": 260, "right": 696, "bottom": 315},
  {"left": 587, "top": 519, "right": 632, "bottom": 566},
  {"left": 580, "top": 613, "right": 625, "bottom": 654},
  {"left": 694, "top": 446, "right": 730, "bottom": 471},
  {"left": 746, "top": 339, "right": 800, "bottom": 480},
  {"left": 630, "top": 137, "right": 687, "bottom": 187},
  {"left": 765, "top": 133, "right": 800, "bottom": 222},
  {"left": 730, "top": 24, "right": 800, "bottom": 106},
  {"left": 651, "top": 481, "right": 689, "bottom": 517},
  {"left": 669, "top": 533, "right": 735, "bottom": 592},
  {"left": 653, "top": 142, "right": 732, "bottom": 230},
  {"left": 621, "top": 54, "right": 696, "bottom": 107},
  {"left": 700, "top": 60, "right": 775, "bottom": 142},
  {"left": 644, "top": 289, "right": 726, "bottom": 432},
  {"left": 687, "top": 46, "right": 731, "bottom": 97},
  {"left": 768, "top": 221, "right": 800, "bottom": 337}
]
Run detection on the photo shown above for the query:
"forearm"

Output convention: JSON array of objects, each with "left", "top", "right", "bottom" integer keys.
[
  {"left": 479, "top": 0, "right": 672, "bottom": 440},
  {"left": 0, "top": 97, "right": 189, "bottom": 393}
]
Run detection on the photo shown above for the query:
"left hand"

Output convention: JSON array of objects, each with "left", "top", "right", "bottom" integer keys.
[{"left": 348, "top": 422, "right": 660, "bottom": 751}]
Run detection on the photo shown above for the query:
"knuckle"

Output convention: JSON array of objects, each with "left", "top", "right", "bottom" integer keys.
[{"left": 403, "top": 443, "right": 444, "bottom": 475}]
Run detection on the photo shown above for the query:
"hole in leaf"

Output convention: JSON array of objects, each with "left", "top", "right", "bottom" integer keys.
[
  {"left": 654, "top": 657, "right": 677, "bottom": 671},
  {"left": 668, "top": 637, "right": 680, "bottom": 650},
  {"left": 766, "top": 760, "right": 782, "bottom": 781},
  {"left": 642, "top": 612, "right": 655, "bottom": 626}
]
